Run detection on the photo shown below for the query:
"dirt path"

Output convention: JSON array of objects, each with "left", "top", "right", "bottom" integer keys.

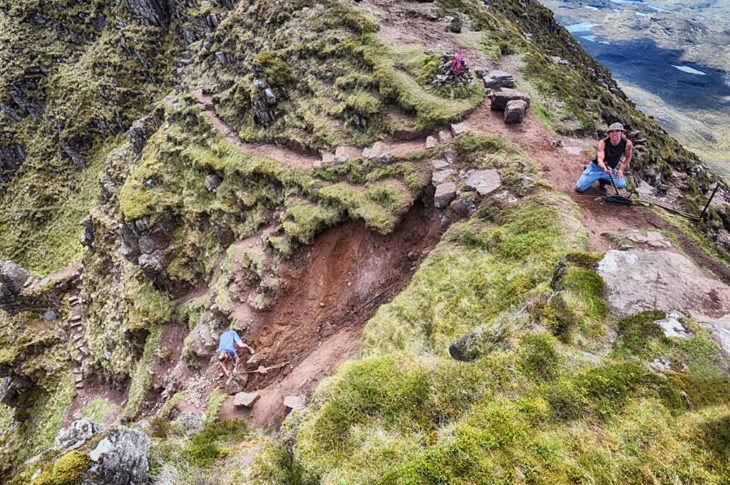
[{"left": 193, "top": 89, "right": 320, "bottom": 169}]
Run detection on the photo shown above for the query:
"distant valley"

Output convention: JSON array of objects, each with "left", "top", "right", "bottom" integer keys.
[{"left": 540, "top": 0, "right": 730, "bottom": 176}]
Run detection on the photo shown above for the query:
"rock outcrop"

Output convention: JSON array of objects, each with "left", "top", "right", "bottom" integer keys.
[
  {"left": 84, "top": 427, "right": 151, "bottom": 485},
  {"left": 597, "top": 250, "right": 730, "bottom": 320}
]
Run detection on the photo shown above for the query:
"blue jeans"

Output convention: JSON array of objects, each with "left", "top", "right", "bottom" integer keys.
[{"left": 575, "top": 163, "right": 626, "bottom": 193}]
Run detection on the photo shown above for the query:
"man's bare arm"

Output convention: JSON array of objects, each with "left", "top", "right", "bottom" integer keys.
[
  {"left": 618, "top": 140, "right": 633, "bottom": 176},
  {"left": 596, "top": 139, "right": 609, "bottom": 173}
]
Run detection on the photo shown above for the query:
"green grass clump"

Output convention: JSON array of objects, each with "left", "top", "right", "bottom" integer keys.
[
  {"left": 81, "top": 398, "right": 119, "bottom": 425},
  {"left": 119, "top": 325, "right": 163, "bottom": 422},
  {"left": 121, "top": 275, "right": 174, "bottom": 332},
  {"left": 536, "top": 255, "right": 607, "bottom": 346},
  {"left": 182, "top": 419, "right": 249, "bottom": 468},
  {"left": 32, "top": 450, "right": 90, "bottom": 485}
]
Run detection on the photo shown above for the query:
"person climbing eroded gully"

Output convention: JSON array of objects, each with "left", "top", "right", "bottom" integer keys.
[{"left": 217, "top": 329, "right": 255, "bottom": 379}]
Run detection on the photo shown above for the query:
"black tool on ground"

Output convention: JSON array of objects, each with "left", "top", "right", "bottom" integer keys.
[
  {"left": 700, "top": 182, "right": 721, "bottom": 220},
  {"left": 604, "top": 167, "right": 632, "bottom": 205}
]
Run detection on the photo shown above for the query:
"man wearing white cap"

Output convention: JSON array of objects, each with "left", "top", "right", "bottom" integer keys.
[{"left": 575, "top": 122, "right": 633, "bottom": 193}]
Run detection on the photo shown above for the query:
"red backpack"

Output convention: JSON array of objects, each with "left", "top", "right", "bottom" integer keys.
[{"left": 450, "top": 52, "right": 466, "bottom": 75}]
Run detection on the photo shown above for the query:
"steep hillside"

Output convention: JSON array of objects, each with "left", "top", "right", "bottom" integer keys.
[{"left": 1, "top": 0, "right": 730, "bottom": 483}]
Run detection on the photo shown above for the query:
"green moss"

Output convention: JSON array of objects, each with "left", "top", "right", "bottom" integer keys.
[
  {"left": 32, "top": 450, "right": 90, "bottom": 485},
  {"left": 182, "top": 419, "right": 249, "bottom": 468},
  {"left": 120, "top": 325, "right": 163, "bottom": 422},
  {"left": 205, "top": 389, "right": 228, "bottom": 426},
  {"left": 283, "top": 201, "right": 342, "bottom": 244},
  {"left": 81, "top": 398, "right": 119, "bottom": 424},
  {"left": 121, "top": 275, "right": 174, "bottom": 332},
  {"left": 520, "top": 333, "right": 561, "bottom": 380}
]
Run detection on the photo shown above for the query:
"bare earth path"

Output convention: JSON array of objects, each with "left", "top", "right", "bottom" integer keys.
[{"left": 193, "top": 88, "right": 320, "bottom": 169}]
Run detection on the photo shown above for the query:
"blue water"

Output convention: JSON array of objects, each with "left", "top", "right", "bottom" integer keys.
[
  {"left": 579, "top": 38, "right": 730, "bottom": 111},
  {"left": 566, "top": 22, "right": 598, "bottom": 33}
]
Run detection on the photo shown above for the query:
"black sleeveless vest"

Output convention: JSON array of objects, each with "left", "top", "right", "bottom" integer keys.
[{"left": 602, "top": 137, "right": 627, "bottom": 169}]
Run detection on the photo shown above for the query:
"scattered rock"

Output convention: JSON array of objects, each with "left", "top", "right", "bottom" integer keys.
[
  {"left": 482, "top": 69, "right": 515, "bottom": 89},
  {"left": 654, "top": 311, "right": 692, "bottom": 339},
  {"left": 42, "top": 310, "right": 57, "bottom": 321},
  {"left": 504, "top": 99, "right": 528, "bottom": 124},
  {"left": 704, "top": 320, "right": 730, "bottom": 356},
  {"left": 637, "top": 180, "right": 657, "bottom": 199},
  {"left": 488, "top": 88, "right": 530, "bottom": 111},
  {"left": 233, "top": 392, "right": 260, "bottom": 408},
  {"left": 80, "top": 218, "right": 94, "bottom": 249},
  {"left": 432, "top": 159, "right": 450, "bottom": 170},
  {"left": 0, "top": 375, "right": 33, "bottom": 408},
  {"left": 492, "top": 190, "right": 519, "bottom": 207},
  {"left": 224, "top": 374, "right": 248, "bottom": 395},
  {"left": 320, "top": 153, "right": 336, "bottom": 164},
  {"left": 443, "top": 148, "right": 458, "bottom": 165},
  {"left": 464, "top": 169, "right": 501, "bottom": 196},
  {"left": 283, "top": 395, "right": 306, "bottom": 410},
  {"left": 648, "top": 358, "right": 672, "bottom": 373},
  {"left": 432, "top": 169, "right": 454, "bottom": 187},
  {"left": 55, "top": 418, "right": 102, "bottom": 451},
  {"left": 449, "top": 197, "right": 477, "bottom": 218},
  {"left": 378, "top": 153, "right": 392, "bottom": 164},
  {"left": 450, "top": 122, "right": 470, "bottom": 138},
  {"left": 434, "top": 182, "right": 457, "bottom": 209},
  {"left": 438, "top": 130, "right": 453, "bottom": 143},
  {"left": 425, "top": 136, "right": 438, "bottom": 149},
  {"left": 623, "top": 230, "right": 672, "bottom": 248},
  {"left": 175, "top": 412, "right": 205, "bottom": 436},
  {"left": 204, "top": 174, "right": 222, "bottom": 192},
  {"left": 365, "top": 141, "right": 389, "bottom": 161}
]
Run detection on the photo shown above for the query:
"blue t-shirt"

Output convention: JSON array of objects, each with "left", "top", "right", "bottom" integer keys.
[{"left": 217, "top": 330, "right": 242, "bottom": 358}]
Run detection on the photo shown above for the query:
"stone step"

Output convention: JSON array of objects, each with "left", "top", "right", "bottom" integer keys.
[
  {"left": 73, "top": 333, "right": 83, "bottom": 343},
  {"left": 70, "top": 315, "right": 82, "bottom": 322},
  {"left": 74, "top": 340, "right": 84, "bottom": 349},
  {"left": 80, "top": 345, "right": 89, "bottom": 355},
  {"left": 74, "top": 373, "right": 83, "bottom": 383},
  {"left": 75, "top": 382, "right": 84, "bottom": 389}
]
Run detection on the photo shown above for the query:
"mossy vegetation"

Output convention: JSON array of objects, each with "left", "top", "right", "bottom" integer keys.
[
  {"left": 362, "top": 189, "right": 586, "bottom": 356},
  {"left": 31, "top": 450, "right": 90, "bottom": 485},
  {"left": 81, "top": 398, "right": 119, "bottom": 425},
  {"left": 196, "top": 0, "right": 484, "bottom": 152},
  {"left": 119, "top": 325, "right": 163, "bottom": 422}
]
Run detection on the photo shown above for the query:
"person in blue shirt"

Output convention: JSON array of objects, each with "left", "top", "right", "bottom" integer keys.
[{"left": 217, "top": 329, "right": 255, "bottom": 378}]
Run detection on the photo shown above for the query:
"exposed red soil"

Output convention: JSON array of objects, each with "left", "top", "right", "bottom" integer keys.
[
  {"left": 224, "top": 202, "right": 443, "bottom": 427},
  {"left": 62, "top": 375, "right": 128, "bottom": 428}
]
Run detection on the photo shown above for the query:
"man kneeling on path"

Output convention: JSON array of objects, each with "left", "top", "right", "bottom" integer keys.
[
  {"left": 217, "top": 329, "right": 255, "bottom": 378},
  {"left": 575, "top": 122, "right": 633, "bottom": 193}
]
